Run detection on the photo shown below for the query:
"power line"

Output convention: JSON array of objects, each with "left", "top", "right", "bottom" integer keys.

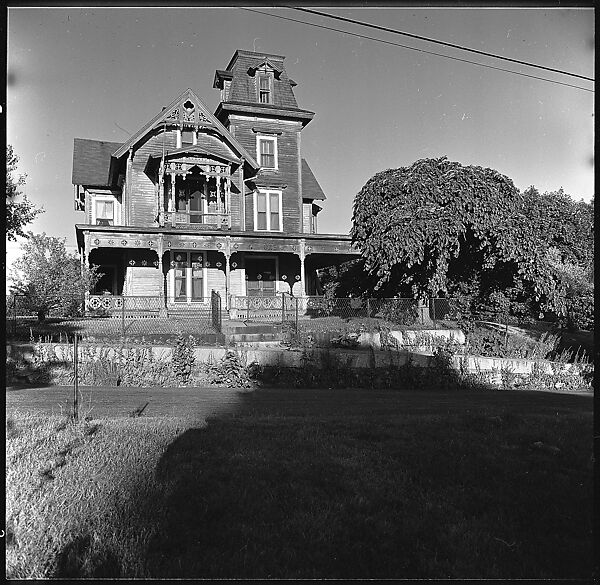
[
  {"left": 290, "top": 6, "right": 594, "bottom": 82},
  {"left": 241, "top": 8, "right": 593, "bottom": 93}
]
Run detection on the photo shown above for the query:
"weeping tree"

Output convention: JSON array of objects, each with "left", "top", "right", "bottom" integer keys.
[{"left": 350, "top": 156, "right": 592, "bottom": 324}]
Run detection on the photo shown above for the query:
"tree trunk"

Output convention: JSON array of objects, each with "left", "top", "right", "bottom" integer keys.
[{"left": 37, "top": 309, "right": 46, "bottom": 322}]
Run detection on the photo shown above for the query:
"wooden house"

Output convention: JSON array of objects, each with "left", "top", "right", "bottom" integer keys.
[{"left": 73, "top": 50, "right": 358, "bottom": 314}]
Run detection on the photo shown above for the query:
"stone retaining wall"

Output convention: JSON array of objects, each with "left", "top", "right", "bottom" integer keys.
[{"left": 6, "top": 342, "right": 588, "bottom": 390}]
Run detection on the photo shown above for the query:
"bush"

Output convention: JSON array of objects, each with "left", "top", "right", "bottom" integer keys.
[
  {"left": 565, "top": 293, "right": 594, "bottom": 331},
  {"left": 378, "top": 300, "right": 419, "bottom": 326}
]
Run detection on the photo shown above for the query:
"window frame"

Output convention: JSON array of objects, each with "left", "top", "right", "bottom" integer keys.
[
  {"left": 93, "top": 196, "right": 116, "bottom": 226},
  {"left": 256, "top": 135, "right": 278, "bottom": 170},
  {"left": 257, "top": 72, "right": 273, "bottom": 104},
  {"left": 253, "top": 189, "right": 283, "bottom": 232},
  {"left": 169, "top": 250, "right": 208, "bottom": 304}
]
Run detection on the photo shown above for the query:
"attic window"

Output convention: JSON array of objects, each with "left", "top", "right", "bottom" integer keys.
[
  {"left": 183, "top": 100, "right": 195, "bottom": 114},
  {"left": 182, "top": 129, "right": 194, "bottom": 146},
  {"left": 257, "top": 73, "right": 272, "bottom": 104}
]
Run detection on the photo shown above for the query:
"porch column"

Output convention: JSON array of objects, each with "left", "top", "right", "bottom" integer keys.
[
  {"left": 225, "top": 176, "right": 231, "bottom": 227},
  {"left": 157, "top": 239, "right": 167, "bottom": 317},
  {"left": 223, "top": 236, "right": 232, "bottom": 309},
  {"left": 83, "top": 243, "right": 91, "bottom": 313},
  {"left": 298, "top": 238, "right": 307, "bottom": 297},
  {"left": 169, "top": 172, "right": 176, "bottom": 214}
]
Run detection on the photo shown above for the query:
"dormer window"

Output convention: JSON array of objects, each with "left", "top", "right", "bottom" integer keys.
[{"left": 257, "top": 73, "right": 272, "bottom": 104}]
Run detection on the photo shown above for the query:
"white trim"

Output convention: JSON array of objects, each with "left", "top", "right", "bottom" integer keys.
[
  {"left": 229, "top": 114, "right": 301, "bottom": 126},
  {"left": 244, "top": 254, "right": 280, "bottom": 295},
  {"left": 168, "top": 250, "right": 208, "bottom": 304},
  {"left": 256, "top": 134, "right": 278, "bottom": 170},
  {"left": 253, "top": 189, "right": 283, "bottom": 232}
]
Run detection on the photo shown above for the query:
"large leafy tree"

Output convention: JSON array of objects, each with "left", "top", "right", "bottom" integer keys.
[
  {"left": 6, "top": 145, "right": 43, "bottom": 240},
  {"left": 10, "top": 232, "right": 100, "bottom": 321},
  {"left": 350, "top": 156, "right": 592, "bottom": 320}
]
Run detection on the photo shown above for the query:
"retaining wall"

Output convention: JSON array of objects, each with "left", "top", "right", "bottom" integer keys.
[{"left": 6, "top": 342, "right": 587, "bottom": 389}]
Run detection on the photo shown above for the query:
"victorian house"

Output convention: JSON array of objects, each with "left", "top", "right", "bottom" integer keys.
[{"left": 73, "top": 50, "right": 357, "bottom": 314}]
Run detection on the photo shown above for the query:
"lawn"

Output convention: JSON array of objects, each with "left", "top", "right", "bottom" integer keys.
[{"left": 6, "top": 395, "right": 594, "bottom": 579}]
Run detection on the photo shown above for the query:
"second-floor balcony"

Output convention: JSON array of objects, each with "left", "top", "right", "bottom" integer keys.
[{"left": 166, "top": 211, "right": 231, "bottom": 230}]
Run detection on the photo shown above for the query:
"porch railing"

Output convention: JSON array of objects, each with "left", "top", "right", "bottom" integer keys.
[{"left": 86, "top": 295, "right": 164, "bottom": 317}]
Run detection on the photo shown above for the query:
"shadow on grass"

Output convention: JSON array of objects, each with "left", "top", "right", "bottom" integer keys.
[{"left": 141, "top": 404, "right": 593, "bottom": 579}]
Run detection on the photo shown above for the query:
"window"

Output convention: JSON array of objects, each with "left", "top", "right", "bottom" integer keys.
[
  {"left": 254, "top": 190, "right": 282, "bottom": 232},
  {"left": 181, "top": 129, "right": 194, "bottom": 146},
  {"left": 257, "top": 136, "right": 277, "bottom": 169},
  {"left": 95, "top": 200, "right": 114, "bottom": 226},
  {"left": 171, "top": 251, "right": 206, "bottom": 303},
  {"left": 257, "top": 73, "right": 272, "bottom": 104}
]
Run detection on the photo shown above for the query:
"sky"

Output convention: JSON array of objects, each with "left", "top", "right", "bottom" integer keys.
[{"left": 6, "top": 5, "right": 595, "bottom": 270}]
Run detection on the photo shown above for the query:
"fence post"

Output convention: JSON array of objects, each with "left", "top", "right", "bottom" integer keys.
[
  {"left": 13, "top": 296, "right": 17, "bottom": 336},
  {"left": 295, "top": 296, "right": 299, "bottom": 331},
  {"left": 281, "top": 292, "right": 285, "bottom": 325},
  {"left": 504, "top": 312, "right": 509, "bottom": 348},
  {"left": 431, "top": 297, "right": 436, "bottom": 329},
  {"left": 121, "top": 296, "right": 126, "bottom": 338},
  {"left": 72, "top": 334, "right": 79, "bottom": 422},
  {"left": 367, "top": 298, "right": 371, "bottom": 319}
]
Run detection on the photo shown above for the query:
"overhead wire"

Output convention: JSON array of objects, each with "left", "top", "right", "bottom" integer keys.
[
  {"left": 240, "top": 8, "right": 594, "bottom": 93},
  {"left": 289, "top": 6, "right": 594, "bottom": 82}
]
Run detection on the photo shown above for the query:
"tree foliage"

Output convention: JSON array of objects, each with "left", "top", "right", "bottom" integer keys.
[
  {"left": 350, "top": 156, "right": 593, "bottom": 322},
  {"left": 6, "top": 145, "right": 43, "bottom": 241},
  {"left": 10, "top": 232, "right": 100, "bottom": 321}
]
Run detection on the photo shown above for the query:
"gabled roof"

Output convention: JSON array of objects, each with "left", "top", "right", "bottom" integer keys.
[
  {"left": 302, "top": 159, "right": 326, "bottom": 201},
  {"left": 150, "top": 144, "right": 242, "bottom": 165},
  {"left": 247, "top": 57, "right": 283, "bottom": 76},
  {"left": 112, "top": 88, "right": 259, "bottom": 169},
  {"left": 72, "top": 138, "right": 123, "bottom": 186}
]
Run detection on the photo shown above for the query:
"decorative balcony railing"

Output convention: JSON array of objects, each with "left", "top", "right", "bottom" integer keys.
[{"left": 166, "top": 211, "right": 231, "bottom": 230}]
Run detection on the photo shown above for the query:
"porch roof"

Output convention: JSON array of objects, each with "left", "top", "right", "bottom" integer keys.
[{"left": 75, "top": 223, "right": 359, "bottom": 257}]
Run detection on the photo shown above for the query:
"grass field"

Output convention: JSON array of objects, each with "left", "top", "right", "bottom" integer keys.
[{"left": 6, "top": 396, "right": 594, "bottom": 579}]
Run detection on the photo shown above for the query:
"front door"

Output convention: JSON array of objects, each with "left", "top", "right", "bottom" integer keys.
[{"left": 246, "top": 257, "right": 277, "bottom": 297}]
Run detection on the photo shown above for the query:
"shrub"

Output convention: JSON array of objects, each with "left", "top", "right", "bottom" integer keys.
[
  {"left": 205, "top": 350, "right": 255, "bottom": 388},
  {"left": 465, "top": 326, "right": 560, "bottom": 360},
  {"left": 172, "top": 334, "right": 195, "bottom": 386}
]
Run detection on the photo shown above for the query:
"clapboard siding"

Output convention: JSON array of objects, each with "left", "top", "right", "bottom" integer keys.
[
  {"left": 128, "top": 127, "right": 243, "bottom": 228},
  {"left": 231, "top": 118, "right": 302, "bottom": 234},
  {"left": 126, "top": 266, "right": 161, "bottom": 296},
  {"left": 129, "top": 130, "right": 174, "bottom": 226}
]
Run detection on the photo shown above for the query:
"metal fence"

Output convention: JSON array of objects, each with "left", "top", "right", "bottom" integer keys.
[{"left": 7, "top": 293, "right": 223, "bottom": 341}]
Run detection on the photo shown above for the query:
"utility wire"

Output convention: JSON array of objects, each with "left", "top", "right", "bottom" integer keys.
[
  {"left": 241, "top": 8, "right": 593, "bottom": 93},
  {"left": 290, "top": 6, "right": 594, "bottom": 82}
]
